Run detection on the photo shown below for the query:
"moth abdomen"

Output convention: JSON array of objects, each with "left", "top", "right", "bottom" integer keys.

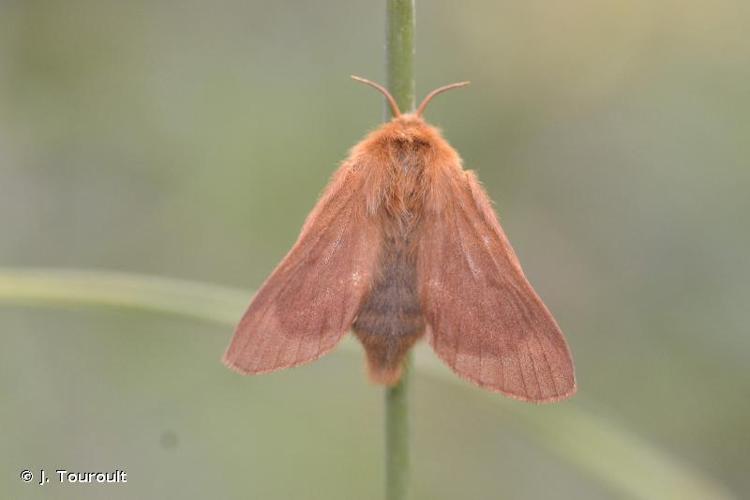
[{"left": 353, "top": 233, "right": 425, "bottom": 385}]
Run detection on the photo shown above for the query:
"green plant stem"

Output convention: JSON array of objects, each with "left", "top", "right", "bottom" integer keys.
[
  {"left": 386, "top": 0, "right": 415, "bottom": 115},
  {"left": 0, "top": 268, "right": 734, "bottom": 500},
  {"left": 385, "top": 1, "right": 415, "bottom": 500},
  {"left": 385, "top": 352, "right": 412, "bottom": 500}
]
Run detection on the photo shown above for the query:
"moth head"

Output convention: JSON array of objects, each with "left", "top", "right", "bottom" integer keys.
[{"left": 351, "top": 75, "right": 470, "bottom": 119}]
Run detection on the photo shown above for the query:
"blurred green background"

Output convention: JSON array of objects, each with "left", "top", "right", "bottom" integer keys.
[{"left": 1, "top": 1, "right": 748, "bottom": 499}]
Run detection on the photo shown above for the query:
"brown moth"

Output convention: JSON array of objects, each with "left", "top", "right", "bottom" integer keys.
[{"left": 223, "top": 76, "right": 576, "bottom": 402}]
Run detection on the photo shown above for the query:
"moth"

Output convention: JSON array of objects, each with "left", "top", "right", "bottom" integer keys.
[{"left": 224, "top": 76, "right": 576, "bottom": 402}]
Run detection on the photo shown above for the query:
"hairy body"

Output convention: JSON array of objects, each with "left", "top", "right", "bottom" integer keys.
[{"left": 352, "top": 122, "right": 435, "bottom": 384}]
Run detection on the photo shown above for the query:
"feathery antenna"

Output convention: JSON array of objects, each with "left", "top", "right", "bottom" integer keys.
[
  {"left": 352, "top": 76, "right": 470, "bottom": 119},
  {"left": 416, "top": 81, "right": 470, "bottom": 117},
  {"left": 351, "top": 75, "right": 402, "bottom": 118}
]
